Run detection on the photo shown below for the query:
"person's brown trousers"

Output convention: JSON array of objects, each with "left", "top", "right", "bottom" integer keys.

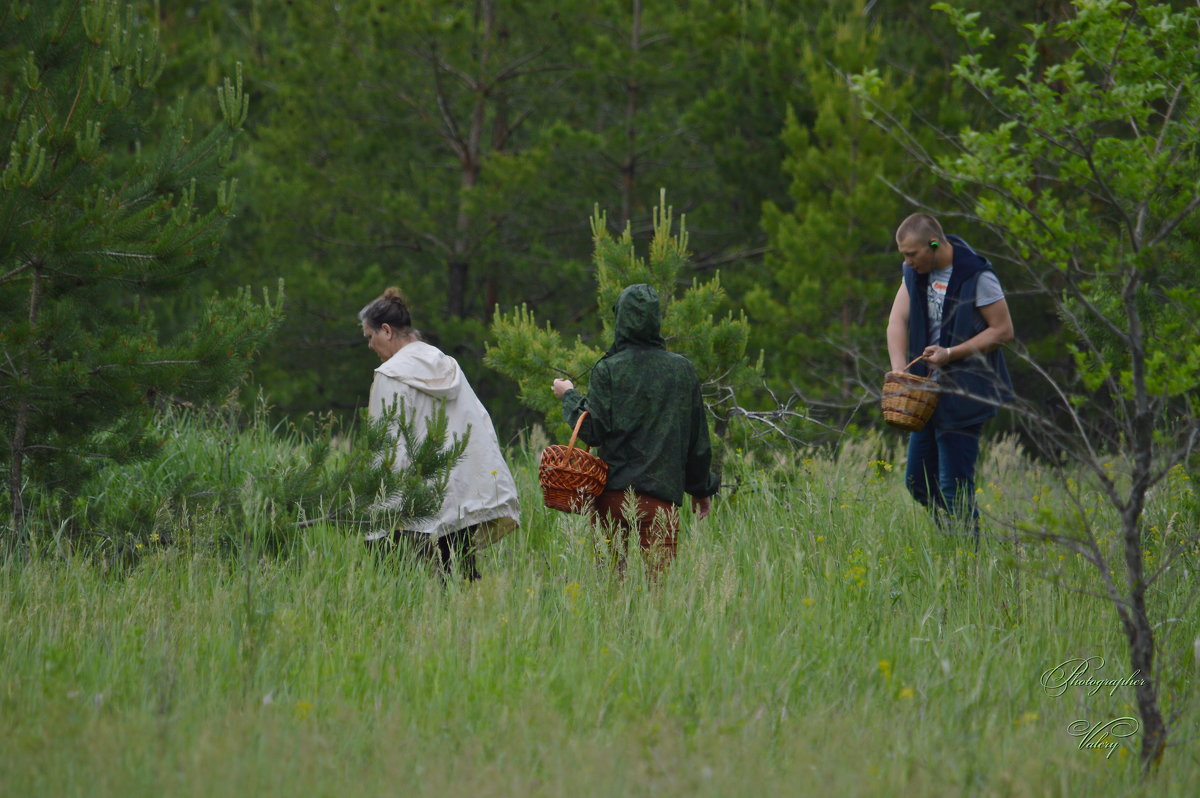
[{"left": 590, "top": 489, "right": 680, "bottom": 576}]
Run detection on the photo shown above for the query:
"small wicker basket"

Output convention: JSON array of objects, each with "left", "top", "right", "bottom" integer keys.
[
  {"left": 881, "top": 356, "right": 939, "bottom": 432},
  {"left": 539, "top": 411, "right": 608, "bottom": 514}
]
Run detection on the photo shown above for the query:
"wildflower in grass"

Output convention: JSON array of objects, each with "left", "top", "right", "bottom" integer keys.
[
  {"left": 149, "top": 533, "right": 160, "bottom": 543},
  {"left": 844, "top": 550, "right": 868, "bottom": 586},
  {"left": 1167, "top": 464, "right": 1193, "bottom": 496},
  {"left": 1015, "top": 711, "right": 1038, "bottom": 727},
  {"left": 564, "top": 582, "right": 582, "bottom": 611},
  {"left": 878, "top": 660, "right": 892, "bottom": 681},
  {"left": 294, "top": 700, "right": 314, "bottom": 721},
  {"left": 844, "top": 564, "right": 867, "bottom": 587},
  {"left": 898, "top": 686, "right": 915, "bottom": 700},
  {"left": 815, "top": 535, "right": 825, "bottom": 543}
]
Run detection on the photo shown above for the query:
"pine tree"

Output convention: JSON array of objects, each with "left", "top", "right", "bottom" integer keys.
[
  {"left": 486, "top": 190, "right": 760, "bottom": 440},
  {"left": 0, "top": 2, "right": 282, "bottom": 536},
  {"left": 745, "top": 5, "right": 917, "bottom": 403}
]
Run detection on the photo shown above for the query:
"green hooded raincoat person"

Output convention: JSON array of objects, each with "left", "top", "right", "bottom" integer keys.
[{"left": 556, "top": 284, "right": 720, "bottom": 513}]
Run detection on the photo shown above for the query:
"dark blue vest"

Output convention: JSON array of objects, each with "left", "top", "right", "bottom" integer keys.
[{"left": 902, "top": 235, "right": 1014, "bottom": 429}]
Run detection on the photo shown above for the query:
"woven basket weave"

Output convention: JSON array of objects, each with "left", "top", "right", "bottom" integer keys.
[
  {"left": 539, "top": 411, "right": 608, "bottom": 514},
  {"left": 881, "top": 357, "right": 938, "bottom": 432}
]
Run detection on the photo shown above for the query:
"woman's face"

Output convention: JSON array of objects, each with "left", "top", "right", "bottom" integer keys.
[{"left": 363, "top": 321, "right": 406, "bottom": 361}]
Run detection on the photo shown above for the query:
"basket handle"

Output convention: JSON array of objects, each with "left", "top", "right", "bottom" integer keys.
[
  {"left": 902, "top": 354, "right": 938, "bottom": 373},
  {"left": 567, "top": 411, "right": 590, "bottom": 452}
]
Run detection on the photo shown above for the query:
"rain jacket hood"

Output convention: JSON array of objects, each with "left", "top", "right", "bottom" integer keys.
[
  {"left": 609, "top": 284, "right": 666, "bottom": 354},
  {"left": 376, "top": 341, "right": 462, "bottom": 400}
]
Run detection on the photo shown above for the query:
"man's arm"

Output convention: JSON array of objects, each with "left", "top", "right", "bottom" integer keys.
[
  {"left": 886, "top": 283, "right": 910, "bottom": 371},
  {"left": 922, "top": 298, "right": 1015, "bottom": 367}
]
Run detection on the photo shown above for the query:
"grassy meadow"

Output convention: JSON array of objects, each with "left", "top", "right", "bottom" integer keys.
[{"left": 2, "top": 415, "right": 1198, "bottom": 797}]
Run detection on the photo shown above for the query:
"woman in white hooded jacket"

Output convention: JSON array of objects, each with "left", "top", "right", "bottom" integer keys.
[{"left": 359, "top": 288, "right": 520, "bottom": 580}]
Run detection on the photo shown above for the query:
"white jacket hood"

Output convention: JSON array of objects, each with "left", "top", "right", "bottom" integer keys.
[{"left": 375, "top": 341, "right": 462, "bottom": 400}]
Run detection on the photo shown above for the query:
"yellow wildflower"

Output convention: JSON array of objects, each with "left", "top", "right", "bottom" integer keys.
[{"left": 294, "top": 700, "right": 314, "bottom": 721}]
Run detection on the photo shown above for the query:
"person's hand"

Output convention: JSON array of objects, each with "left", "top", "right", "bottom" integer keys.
[
  {"left": 692, "top": 495, "right": 711, "bottom": 520},
  {"left": 552, "top": 378, "right": 574, "bottom": 399},
  {"left": 922, "top": 345, "right": 953, "bottom": 367}
]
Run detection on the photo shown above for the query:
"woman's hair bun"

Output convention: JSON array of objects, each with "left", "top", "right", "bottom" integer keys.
[{"left": 359, "top": 287, "right": 413, "bottom": 332}]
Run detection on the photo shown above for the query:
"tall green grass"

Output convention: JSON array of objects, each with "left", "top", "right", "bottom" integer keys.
[{"left": 1, "top": 417, "right": 1197, "bottom": 797}]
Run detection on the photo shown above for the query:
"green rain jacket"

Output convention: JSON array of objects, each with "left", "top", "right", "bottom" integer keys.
[{"left": 561, "top": 284, "right": 720, "bottom": 506}]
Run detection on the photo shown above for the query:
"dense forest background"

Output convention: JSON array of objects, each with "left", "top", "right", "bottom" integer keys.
[
  {"left": 5, "top": 0, "right": 1198, "bottom": 457},
  {"left": 122, "top": 0, "right": 1074, "bottom": 440}
]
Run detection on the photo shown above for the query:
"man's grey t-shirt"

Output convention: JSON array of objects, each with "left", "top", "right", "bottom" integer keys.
[{"left": 921, "top": 266, "right": 1004, "bottom": 343}]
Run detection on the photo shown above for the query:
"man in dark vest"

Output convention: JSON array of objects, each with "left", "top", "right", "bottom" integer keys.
[{"left": 887, "top": 213, "right": 1015, "bottom": 541}]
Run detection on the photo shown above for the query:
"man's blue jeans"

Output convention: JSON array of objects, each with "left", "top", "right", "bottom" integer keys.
[{"left": 905, "top": 422, "right": 983, "bottom": 538}]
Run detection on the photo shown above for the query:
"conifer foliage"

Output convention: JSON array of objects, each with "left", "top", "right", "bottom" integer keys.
[
  {"left": 0, "top": 2, "right": 282, "bottom": 535},
  {"left": 749, "top": 7, "right": 916, "bottom": 401},
  {"left": 486, "top": 190, "right": 760, "bottom": 436},
  {"left": 80, "top": 400, "right": 467, "bottom": 559}
]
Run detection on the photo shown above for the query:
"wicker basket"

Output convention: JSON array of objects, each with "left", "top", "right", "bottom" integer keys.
[
  {"left": 539, "top": 411, "right": 608, "bottom": 514},
  {"left": 881, "top": 357, "right": 939, "bottom": 432}
]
